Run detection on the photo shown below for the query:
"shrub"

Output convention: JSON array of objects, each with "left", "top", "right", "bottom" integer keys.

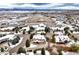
[
  {"left": 17, "top": 47, "right": 26, "bottom": 54},
  {"left": 0, "top": 47, "right": 4, "bottom": 52},
  {"left": 57, "top": 49, "right": 62, "bottom": 55},
  {"left": 14, "top": 27, "right": 19, "bottom": 33},
  {"left": 33, "top": 50, "right": 37, "bottom": 54},
  {"left": 41, "top": 48, "right": 45, "bottom": 55},
  {"left": 70, "top": 44, "right": 79, "bottom": 52},
  {"left": 64, "top": 27, "right": 69, "bottom": 31},
  {"left": 23, "top": 29, "right": 26, "bottom": 34},
  {"left": 25, "top": 40, "right": 30, "bottom": 47},
  {"left": 51, "top": 34, "right": 55, "bottom": 43},
  {"left": 30, "top": 33, "right": 35, "bottom": 39},
  {"left": 45, "top": 27, "right": 50, "bottom": 33}
]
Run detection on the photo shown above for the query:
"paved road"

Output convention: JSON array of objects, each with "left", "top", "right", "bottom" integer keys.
[{"left": 9, "top": 34, "right": 30, "bottom": 54}]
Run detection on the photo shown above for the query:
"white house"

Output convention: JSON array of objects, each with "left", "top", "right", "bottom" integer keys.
[
  {"left": 31, "top": 24, "right": 39, "bottom": 29},
  {"left": 32, "top": 34, "right": 46, "bottom": 43},
  {"left": 0, "top": 34, "right": 16, "bottom": 43},
  {"left": 21, "top": 26, "right": 30, "bottom": 32},
  {"left": 39, "top": 23, "right": 46, "bottom": 27},
  {"left": 52, "top": 27, "right": 64, "bottom": 31},
  {"left": 0, "top": 27, "right": 15, "bottom": 31},
  {"left": 54, "top": 31, "right": 70, "bottom": 43},
  {"left": 35, "top": 27, "right": 45, "bottom": 31}
]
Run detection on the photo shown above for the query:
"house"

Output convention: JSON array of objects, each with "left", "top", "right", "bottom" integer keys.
[
  {"left": 36, "top": 31, "right": 46, "bottom": 34},
  {"left": 39, "top": 23, "right": 46, "bottom": 27},
  {"left": 52, "top": 27, "right": 64, "bottom": 32},
  {"left": 31, "top": 23, "right": 46, "bottom": 31},
  {"left": 54, "top": 32, "right": 70, "bottom": 44},
  {"left": 55, "top": 35, "right": 71, "bottom": 44},
  {"left": 0, "top": 34, "right": 16, "bottom": 43},
  {"left": 32, "top": 34, "right": 46, "bottom": 44},
  {"left": 21, "top": 26, "right": 30, "bottom": 32},
  {"left": 31, "top": 24, "right": 39, "bottom": 29},
  {"left": 35, "top": 27, "right": 45, "bottom": 31},
  {"left": 0, "top": 27, "right": 15, "bottom": 31}
]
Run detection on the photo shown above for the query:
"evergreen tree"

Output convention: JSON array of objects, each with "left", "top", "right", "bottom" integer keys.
[
  {"left": 51, "top": 34, "right": 55, "bottom": 43},
  {"left": 23, "top": 29, "right": 26, "bottom": 34},
  {"left": 45, "top": 27, "right": 50, "bottom": 33},
  {"left": 14, "top": 27, "right": 19, "bottom": 33},
  {"left": 57, "top": 49, "right": 62, "bottom": 55},
  {"left": 25, "top": 39, "right": 30, "bottom": 47},
  {"left": 41, "top": 48, "right": 45, "bottom": 55},
  {"left": 17, "top": 47, "right": 26, "bottom": 54},
  {"left": 0, "top": 47, "right": 4, "bottom": 52},
  {"left": 33, "top": 50, "right": 37, "bottom": 54},
  {"left": 30, "top": 33, "right": 35, "bottom": 39}
]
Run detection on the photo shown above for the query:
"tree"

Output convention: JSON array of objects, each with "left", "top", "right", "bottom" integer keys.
[
  {"left": 57, "top": 49, "right": 62, "bottom": 55},
  {"left": 70, "top": 44, "right": 79, "bottom": 52},
  {"left": 23, "top": 29, "right": 26, "bottom": 34},
  {"left": 0, "top": 47, "right": 4, "bottom": 52},
  {"left": 11, "top": 36, "right": 20, "bottom": 45},
  {"left": 30, "top": 27, "right": 34, "bottom": 32},
  {"left": 16, "top": 36, "right": 20, "bottom": 40},
  {"left": 25, "top": 39, "right": 30, "bottom": 47},
  {"left": 30, "top": 33, "right": 35, "bottom": 39},
  {"left": 64, "top": 27, "right": 69, "bottom": 31},
  {"left": 17, "top": 47, "right": 26, "bottom": 54},
  {"left": 74, "top": 38, "right": 78, "bottom": 42},
  {"left": 70, "top": 30, "right": 73, "bottom": 33},
  {"left": 64, "top": 27, "right": 70, "bottom": 35},
  {"left": 51, "top": 34, "right": 55, "bottom": 43},
  {"left": 28, "top": 27, "right": 34, "bottom": 34},
  {"left": 41, "top": 48, "right": 45, "bottom": 55},
  {"left": 14, "top": 27, "right": 19, "bottom": 33},
  {"left": 33, "top": 50, "right": 37, "bottom": 54},
  {"left": 45, "top": 27, "right": 50, "bottom": 33},
  {"left": 28, "top": 31, "right": 30, "bottom": 34}
]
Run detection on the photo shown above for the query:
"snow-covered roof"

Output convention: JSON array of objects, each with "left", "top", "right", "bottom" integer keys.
[
  {"left": 31, "top": 24, "right": 39, "bottom": 28},
  {"left": 54, "top": 32, "right": 63, "bottom": 36},
  {"left": 21, "top": 26, "right": 30, "bottom": 31},
  {"left": 0, "top": 34, "right": 15, "bottom": 41},
  {"left": 52, "top": 27, "right": 64, "bottom": 30},
  {"left": 39, "top": 23, "right": 46, "bottom": 27},
  {"left": 33, "top": 34, "right": 46, "bottom": 41},
  {"left": 55, "top": 35, "right": 70, "bottom": 42},
  {"left": 35, "top": 27, "right": 45, "bottom": 31},
  {"left": 73, "top": 31, "right": 79, "bottom": 34},
  {"left": 56, "top": 21, "right": 63, "bottom": 25},
  {"left": 0, "top": 32, "right": 11, "bottom": 34},
  {"left": 29, "top": 44, "right": 37, "bottom": 48},
  {"left": 37, "top": 31, "right": 46, "bottom": 34},
  {"left": 0, "top": 27, "right": 15, "bottom": 31}
]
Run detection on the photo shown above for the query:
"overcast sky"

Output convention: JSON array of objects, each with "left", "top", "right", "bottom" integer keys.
[{"left": 0, "top": 3, "right": 79, "bottom": 10}]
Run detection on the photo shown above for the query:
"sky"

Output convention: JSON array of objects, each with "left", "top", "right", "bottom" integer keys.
[{"left": 0, "top": 3, "right": 79, "bottom": 10}]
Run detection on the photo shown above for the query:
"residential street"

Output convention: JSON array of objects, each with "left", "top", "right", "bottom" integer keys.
[{"left": 9, "top": 34, "right": 30, "bottom": 54}]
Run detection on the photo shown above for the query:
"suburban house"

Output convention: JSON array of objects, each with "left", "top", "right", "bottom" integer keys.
[
  {"left": 20, "top": 26, "right": 30, "bottom": 33},
  {"left": 0, "top": 27, "right": 15, "bottom": 31},
  {"left": 32, "top": 34, "right": 46, "bottom": 44},
  {"left": 54, "top": 32, "right": 71, "bottom": 44},
  {"left": 0, "top": 34, "right": 17, "bottom": 43}
]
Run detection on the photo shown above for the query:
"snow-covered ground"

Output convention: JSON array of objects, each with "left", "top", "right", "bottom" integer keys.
[
  {"left": 62, "top": 51, "right": 79, "bottom": 55},
  {"left": 35, "top": 50, "right": 50, "bottom": 55}
]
